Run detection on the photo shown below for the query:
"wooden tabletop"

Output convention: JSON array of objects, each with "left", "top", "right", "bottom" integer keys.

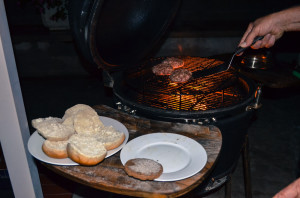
[{"left": 43, "top": 105, "right": 222, "bottom": 198}]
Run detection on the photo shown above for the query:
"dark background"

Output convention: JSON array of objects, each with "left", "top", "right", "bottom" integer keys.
[{"left": 4, "top": 0, "right": 300, "bottom": 35}]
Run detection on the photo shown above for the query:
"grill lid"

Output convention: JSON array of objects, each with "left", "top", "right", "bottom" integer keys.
[{"left": 68, "top": 0, "right": 181, "bottom": 71}]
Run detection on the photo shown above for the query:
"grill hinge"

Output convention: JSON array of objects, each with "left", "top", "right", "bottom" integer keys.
[{"left": 116, "top": 101, "right": 137, "bottom": 115}]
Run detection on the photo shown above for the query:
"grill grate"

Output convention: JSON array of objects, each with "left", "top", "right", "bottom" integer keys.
[{"left": 124, "top": 56, "right": 250, "bottom": 111}]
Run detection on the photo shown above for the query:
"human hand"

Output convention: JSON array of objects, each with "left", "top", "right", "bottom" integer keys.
[
  {"left": 238, "top": 11, "right": 286, "bottom": 55},
  {"left": 238, "top": 6, "right": 300, "bottom": 55},
  {"left": 273, "top": 177, "right": 300, "bottom": 198}
]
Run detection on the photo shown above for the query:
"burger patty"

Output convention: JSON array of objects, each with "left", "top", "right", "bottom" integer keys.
[
  {"left": 169, "top": 69, "right": 192, "bottom": 83},
  {"left": 162, "top": 57, "right": 184, "bottom": 69},
  {"left": 152, "top": 63, "right": 174, "bottom": 75}
]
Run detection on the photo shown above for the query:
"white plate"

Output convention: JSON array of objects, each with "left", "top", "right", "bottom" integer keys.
[
  {"left": 120, "top": 133, "right": 207, "bottom": 181},
  {"left": 28, "top": 116, "right": 129, "bottom": 165}
]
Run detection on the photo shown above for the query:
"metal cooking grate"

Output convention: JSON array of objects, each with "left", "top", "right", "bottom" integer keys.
[{"left": 125, "top": 56, "right": 250, "bottom": 111}]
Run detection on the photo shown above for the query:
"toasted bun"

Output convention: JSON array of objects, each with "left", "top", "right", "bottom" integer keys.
[
  {"left": 32, "top": 117, "right": 75, "bottom": 141},
  {"left": 124, "top": 158, "right": 163, "bottom": 180},
  {"left": 62, "top": 104, "right": 94, "bottom": 119},
  {"left": 102, "top": 132, "right": 125, "bottom": 151},
  {"left": 42, "top": 140, "right": 68, "bottom": 159},
  {"left": 93, "top": 126, "right": 125, "bottom": 150},
  {"left": 62, "top": 104, "right": 95, "bottom": 126},
  {"left": 73, "top": 109, "right": 104, "bottom": 134},
  {"left": 67, "top": 134, "right": 107, "bottom": 166}
]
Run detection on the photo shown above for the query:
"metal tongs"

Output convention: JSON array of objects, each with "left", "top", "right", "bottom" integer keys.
[{"left": 193, "top": 36, "right": 264, "bottom": 78}]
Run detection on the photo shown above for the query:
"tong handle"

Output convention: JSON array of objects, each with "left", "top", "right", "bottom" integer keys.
[{"left": 235, "top": 36, "right": 264, "bottom": 55}]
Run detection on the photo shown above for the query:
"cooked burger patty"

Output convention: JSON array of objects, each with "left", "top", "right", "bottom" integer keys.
[
  {"left": 162, "top": 57, "right": 184, "bottom": 69},
  {"left": 152, "top": 63, "right": 174, "bottom": 75},
  {"left": 169, "top": 69, "right": 192, "bottom": 83}
]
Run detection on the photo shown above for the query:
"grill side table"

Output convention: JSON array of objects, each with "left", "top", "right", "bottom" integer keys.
[{"left": 42, "top": 105, "right": 222, "bottom": 198}]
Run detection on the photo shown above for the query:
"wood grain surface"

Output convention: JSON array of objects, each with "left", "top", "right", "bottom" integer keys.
[{"left": 43, "top": 105, "right": 222, "bottom": 198}]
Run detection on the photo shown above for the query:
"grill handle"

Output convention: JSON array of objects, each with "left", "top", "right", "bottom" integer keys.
[{"left": 246, "top": 84, "right": 262, "bottom": 111}]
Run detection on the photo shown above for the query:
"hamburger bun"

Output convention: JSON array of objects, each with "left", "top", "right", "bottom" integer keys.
[
  {"left": 67, "top": 134, "right": 107, "bottom": 166},
  {"left": 42, "top": 140, "right": 68, "bottom": 159},
  {"left": 32, "top": 117, "right": 74, "bottom": 141},
  {"left": 124, "top": 158, "right": 163, "bottom": 180}
]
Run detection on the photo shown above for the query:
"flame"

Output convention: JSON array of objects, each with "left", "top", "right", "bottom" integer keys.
[{"left": 177, "top": 44, "right": 183, "bottom": 54}]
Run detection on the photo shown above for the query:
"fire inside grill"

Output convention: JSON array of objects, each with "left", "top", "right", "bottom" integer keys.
[{"left": 122, "top": 56, "right": 250, "bottom": 112}]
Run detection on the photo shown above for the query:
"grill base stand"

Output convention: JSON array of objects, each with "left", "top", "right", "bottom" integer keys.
[
  {"left": 185, "top": 135, "right": 252, "bottom": 198},
  {"left": 242, "top": 135, "right": 252, "bottom": 198}
]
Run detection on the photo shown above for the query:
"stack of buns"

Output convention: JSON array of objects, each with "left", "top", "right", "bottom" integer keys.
[{"left": 31, "top": 104, "right": 125, "bottom": 166}]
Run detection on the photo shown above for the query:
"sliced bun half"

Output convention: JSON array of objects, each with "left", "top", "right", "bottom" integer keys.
[
  {"left": 73, "top": 109, "right": 104, "bottom": 134},
  {"left": 32, "top": 117, "right": 75, "bottom": 141},
  {"left": 94, "top": 126, "right": 125, "bottom": 150},
  {"left": 124, "top": 158, "right": 163, "bottom": 180},
  {"left": 62, "top": 104, "right": 96, "bottom": 126},
  {"left": 42, "top": 140, "right": 68, "bottom": 159},
  {"left": 67, "top": 134, "right": 107, "bottom": 166}
]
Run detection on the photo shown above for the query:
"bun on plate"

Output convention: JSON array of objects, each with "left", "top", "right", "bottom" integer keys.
[
  {"left": 42, "top": 140, "right": 68, "bottom": 159},
  {"left": 91, "top": 126, "right": 125, "bottom": 150},
  {"left": 124, "top": 158, "right": 163, "bottom": 180},
  {"left": 73, "top": 108, "right": 104, "bottom": 134},
  {"left": 32, "top": 117, "right": 75, "bottom": 141},
  {"left": 31, "top": 104, "right": 126, "bottom": 166},
  {"left": 67, "top": 134, "right": 107, "bottom": 166},
  {"left": 62, "top": 104, "right": 102, "bottom": 127}
]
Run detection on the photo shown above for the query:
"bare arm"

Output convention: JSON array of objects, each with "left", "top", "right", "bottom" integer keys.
[
  {"left": 273, "top": 177, "right": 300, "bottom": 198},
  {"left": 239, "top": 6, "right": 300, "bottom": 52}
]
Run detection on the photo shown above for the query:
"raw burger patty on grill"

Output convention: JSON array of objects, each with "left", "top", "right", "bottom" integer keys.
[
  {"left": 162, "top": 57, "right": 184, "bottom": 69},
  {"left": 152, "top": 63, "right": 174, "bottom": 75},
  {"left": 169, "top": 69, "right": 192, "bottom": 83}
]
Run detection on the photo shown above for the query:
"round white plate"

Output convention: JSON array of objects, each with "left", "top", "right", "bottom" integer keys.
[
  {"left": 120, "top": 133, "right": 207, "bottom": 181},
  {"left": 28, "top": 116, "right": 129, "bottom": 165}
]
